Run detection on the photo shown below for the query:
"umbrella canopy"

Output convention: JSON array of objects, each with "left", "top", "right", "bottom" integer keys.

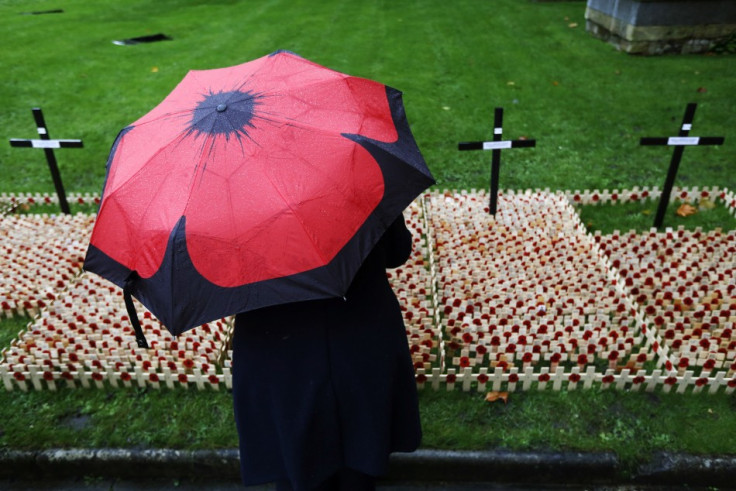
[{"left": 84, "top": 50, "right": 434, "bottom": 343}]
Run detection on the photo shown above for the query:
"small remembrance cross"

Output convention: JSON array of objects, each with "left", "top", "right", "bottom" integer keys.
[
  {"left": 9, "top": 108, "right": 83, "bottom": 214},
  {"left": 640, "top": 103, "right": 724, "bottom": 229},
  {"left": 459, "top": 107, "right": 535, "bottom": 215}
]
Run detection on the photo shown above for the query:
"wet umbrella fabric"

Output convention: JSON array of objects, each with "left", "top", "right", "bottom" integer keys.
[{"left": 84, "top": 51, "right": 434, "bottom": 344}]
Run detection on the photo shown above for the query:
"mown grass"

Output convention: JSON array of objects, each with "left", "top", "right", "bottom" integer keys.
[
  {"left": 1, "top": 0, "right": 734, "bottom": 196},
  {"left": 0, "top": 316, "right": 27, "bottom": 352},
  {"left": 1, "top": 372, "right": 735, "bottom": 476},
  {"left": 578, "top": 200, "right": 736, "bottom": 234}
]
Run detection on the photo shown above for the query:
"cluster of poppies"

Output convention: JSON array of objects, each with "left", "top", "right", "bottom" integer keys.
[
  {"left": 0, "top": 212, "right": 94, "bottom": 318},
  {"left": 0, "top": 209, "right": 231, "bottom": 390},
  {"left": 2, "top": 187, "right": 735, "bottom": 392},
  {"left": 427, "top": 190, "right": 644, "bottom": 374},
  {"left": 596, "top": 226, "right": 736, "bottom": 377},
  {"left": 387, "top": 201, "right": 440, "bottom": 373},
  {"left": 2, "top": 271, "right": 232, "bottom": 390},
  {"left": 563, "top": 185, "right": 726, "bottom": 207}
]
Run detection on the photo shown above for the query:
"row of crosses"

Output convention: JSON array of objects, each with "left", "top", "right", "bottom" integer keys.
[
  {"left": 8, "top": 104, "right": 726, "bottom": 229},
  {"left": 459, "top": 103, "right": 724, "bottom": 229}
]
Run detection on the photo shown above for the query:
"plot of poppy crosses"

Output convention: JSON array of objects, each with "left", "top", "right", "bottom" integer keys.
[
  {"left": 0, "top": 213, "right": 94, "bottom": 317},
  {"left": 386, "top": 201, "right": 439, "bottom": 373},
  {"left": 1, "top": 264, "right": 231, "bottom": 388},
  {"left": 429, "top": 191, "right": 642, "bottom": 374},
  {"left": 598, "top": 225, "right": 736, "bottom": 375},
  {"left": 2, "top": 188, "right": 736, "bottom": 391}
]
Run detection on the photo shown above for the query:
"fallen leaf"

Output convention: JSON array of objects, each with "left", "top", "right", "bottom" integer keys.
[
  {"left": 676, "top": 203, "right": 697, "bottom": 217},
  {"left": 151, "top": 66, "right": 159, "bottom": 73},
  {"left": 485, "top": 391, "right": 509, "bottom": 404},
  {"left": 552, "top": 81, "right": 559, "bottom": 86},
  {"left": 507, "top": 81, "right": 516, "bottom": 86},
  {"left": 698, "top": 198, "right": 716, "bottom": 210},
  {"left": 568, "top": 22, "right": 578, "bottom": 28},
  {"left": 641, "top": 209, "right": 652, "bottom": 216},
  {"left": 696, "top": 87, "right": 707, "bottom": 93},
  {"left": 615, "top": 360, "right": 640, "bottom": 373}
]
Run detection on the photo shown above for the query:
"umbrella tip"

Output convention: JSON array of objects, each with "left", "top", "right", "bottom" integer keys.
[{"left": 217, "top": 103, "right": 227, "bottom": 112}]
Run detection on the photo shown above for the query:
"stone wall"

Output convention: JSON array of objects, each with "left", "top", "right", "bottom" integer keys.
[{"left": 585, "top": 0, "right": 736, "bottom": 54}]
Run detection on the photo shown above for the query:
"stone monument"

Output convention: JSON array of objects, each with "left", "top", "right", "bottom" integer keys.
[{"left": 585, "top": 0, "right": 736, "bottom": 54}]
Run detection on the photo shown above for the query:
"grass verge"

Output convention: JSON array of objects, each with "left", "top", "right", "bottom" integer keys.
[{"left": 1, "top": 382, "right": 734, "bottom": 477}]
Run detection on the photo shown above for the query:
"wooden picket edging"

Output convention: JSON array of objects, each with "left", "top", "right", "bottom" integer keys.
[
  {"left": 0, "top": 271, "right": 232, "bottom": 392},
  {"left": 0, "top": 191, "right": 100, "bottom": 216},
  {"left": 1, "top": 188, "right": 734, "bottom": 393}
]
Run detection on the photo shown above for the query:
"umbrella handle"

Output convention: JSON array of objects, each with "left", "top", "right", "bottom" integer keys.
[{"left": 124, "top": 273, "right": 150, "bottom": 349}]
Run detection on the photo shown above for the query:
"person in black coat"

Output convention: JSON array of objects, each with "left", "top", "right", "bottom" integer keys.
[{"left": 231, "top": 215, "right": 422, "bottom": 491}]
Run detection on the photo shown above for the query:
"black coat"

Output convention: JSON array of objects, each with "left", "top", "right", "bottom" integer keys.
[{"left": 231, "top": 217, "right": 422, "bottom": 490}]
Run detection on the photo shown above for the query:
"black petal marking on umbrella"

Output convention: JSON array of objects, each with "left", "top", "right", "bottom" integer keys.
[{"left": 188, "top": 90, "right": 261, "bottom": 140}]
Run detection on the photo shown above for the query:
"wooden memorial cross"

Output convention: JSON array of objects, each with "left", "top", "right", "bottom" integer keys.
[
  {"left": 640, "top": 103, "right": 724, "bottom": 229},
  {"left": 459, "top": 107, "right": 536, "bottom": 215},
  {"left": 9, "top": 108, "right": 83, "bottom": 214}
]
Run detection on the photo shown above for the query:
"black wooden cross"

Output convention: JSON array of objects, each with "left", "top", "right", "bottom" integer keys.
[
  {"left": 459, "top": 107, "right": 536, "bottom": 215},
  {"left": 640, "top": 103, "right": 725, "bottom": 229},
  {"left": 9, "top": 108, "right": 83, "bottom": 214}
]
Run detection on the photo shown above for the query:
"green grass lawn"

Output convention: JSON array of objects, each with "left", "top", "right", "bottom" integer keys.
[
  {"left": 1, "top": 0, "right": 735, "bottom": 467},
  {"left": 579, "top": 199, "right": 736, "bottom": 234},
  {"left": 1, "top": 378, "right": 734, "bottom": 477},
  {"left": 1, "top": 0, "right": 734, "bottom": 196}
]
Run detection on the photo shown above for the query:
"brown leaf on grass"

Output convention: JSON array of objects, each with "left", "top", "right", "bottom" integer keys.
[
  {"left": 485, "top": 391, "right": 509, "bottom": 404},
  {"left": 698, "top": 198, "right": 716, "bottom": 210},
  {"left": 696, "top": 87, "right": 707, "bottom": 93},
  {"left": 676, "top": 203, "right": 697, "bottom": 217}
]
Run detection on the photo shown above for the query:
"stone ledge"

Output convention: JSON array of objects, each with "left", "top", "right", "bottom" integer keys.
[{"left": 3, "top": 448, "right": 736, "bottom": 487}]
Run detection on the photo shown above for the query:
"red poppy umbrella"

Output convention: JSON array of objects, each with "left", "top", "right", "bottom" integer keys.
[{"left": 84, "top": 50, "right": 434, "bottom": 346}]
